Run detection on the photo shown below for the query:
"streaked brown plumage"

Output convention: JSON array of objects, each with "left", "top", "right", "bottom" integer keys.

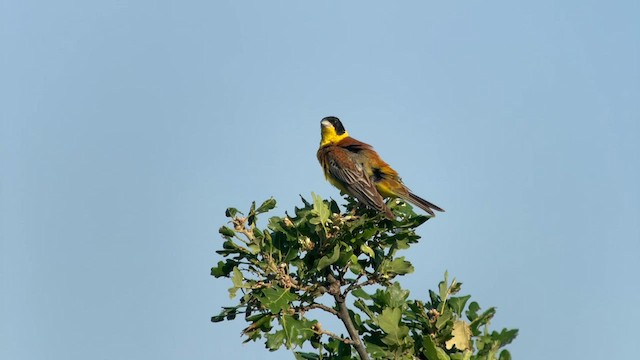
[{"left": 317, "top": 116, "right": 444, "bottom": 219}]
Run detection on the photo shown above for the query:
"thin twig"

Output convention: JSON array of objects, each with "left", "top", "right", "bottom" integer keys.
[
  {"left": 313, "top": 328, "right": 354, "bottom": 344},
  {"left": 343, "top": 278, "right": 377, "bottom": 297},
  {"left": 304, "top": 303, "right": 339, "bottom": 316},
  {"left": 342, "top": 273, "right": 365, "bottom": 294}
]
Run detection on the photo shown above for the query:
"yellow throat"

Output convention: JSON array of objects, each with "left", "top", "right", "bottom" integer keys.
[{"left": 320, "top": 123, "right": 349, "bottom": 147}]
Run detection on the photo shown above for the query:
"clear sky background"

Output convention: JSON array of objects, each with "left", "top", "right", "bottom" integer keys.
[{"left": 1, "top": 1, "right": 638, "bottom": 359}]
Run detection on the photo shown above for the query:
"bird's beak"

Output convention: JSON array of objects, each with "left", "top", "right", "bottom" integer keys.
[{"left": 321, "top": 119, "right": 331, "bottom": 128}]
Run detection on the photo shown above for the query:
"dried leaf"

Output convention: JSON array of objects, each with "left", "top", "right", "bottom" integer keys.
[{"left": 446, "top": 319, "right": 472, "bottom": 351}]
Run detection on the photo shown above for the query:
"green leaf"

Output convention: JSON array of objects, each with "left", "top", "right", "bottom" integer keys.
[
  {"left": 248, "top": 243, "right": 260, "bottom": 254},
  {"left": 336, "top": 247, "right": 354, "bottom": 267},
  {"left": 349, "top": 254, "right": 363, "bottom": 274},
  {"left": 386, "top": 282, "right": 410, "bottom": 308},
  {"left": 294, "top": 352, "right": 319, "bottom": 360},
  {"left": 449, "top": 280, "right": 462, "bottom": 295},
  {"left": 310, "top": 192, "right": 331, "bottom": 226},
  {"left": 466, "top": 301, "right": 480, "bottom": 321},
  {"left": 429, "top": 289, "right": 441, "bottom": 307},
  {"left": 377, "top": 307, "right": 409, "bottom": 346},
  {"left": 241, "top": 314, "right": 272, "bottom": 340},
  {"left": 265, "top": 330, "right": 286, "bottom": 351},
  {"left": 354, "top": 299, "right": 376, "bottom": 319},
  {"left": 324, "top": 338, "right": 339, "bottom": 354},
  {"left": 267, "top": 216, "right": 286, "bottom": 233},
  {"left": 299, "top": 194, "right": 311, "bottom": 207},
  {"left": 337, "top": 341, "right": 351, "bottom": 357},
  {"left": 494, "top": 328, "right": 519, "bottom": 346},
  {"left": 228, "top": 287, "right": 238, "bottom": 298},
  {"left": 231, "top": 267, "right": 243, "bottom": 288},
  {"left": 225, "top": 207, "right": 240, "bottom": 217},
  {"left": 352, "top": 288, "right": 372, "bottom": 300},
  {"left": 219, "top": 226, "right": 235, "bottom": 237},
  {"left": 360, "top": 243, "right": 375, "bottom": 257},
  {"left": 439, "top": 271, "right": 449, "bottom": 301},
  {"left": 211, "top": 306, "right": 240, "bottom": 323},
  {"left": 471, "top": 307, "right": 496, "bottom": 332},
  {"left": 445, "top": 320, "right": 472, "bottom": 351},
  {"left": 378, "top": 307, "right": 401, "bottom": 332},
  {"left": 248, "top": 201, "right": 257, "bottom": 225},
  {"left": 365, "top": 341, "right": 389, "bottom": 358},
  {"left": 394, "top": 239, "right": 411, "bottom": 250},
  {"left": 499, "top": 349, "right": 512, "bottom": 360},
  {"left": 351, "top": 310, "right": 363, "bottom": 329},
  {"left": 448, "top": 295, "right": 472, "bottom": 316},
  {"left": 210, "top": 260, "right": 234, "bottom": 278},
  {"left": 281, "top": 314, "right": 315, "bottom": 349},
  {"left": 256, "top": 198, "right": 277, "bottom": 214},
  {"left": 386, "top": 257, "right": 414, "bottom": 275},
  {"left": 436, "top": 309, "right": 453, "bottom": 330},
  {"left": 246, "top": 313, "right": 268, "bottom": 322},
  {"left": 252, "top": 227, "right": 264, "bottom": 240},
  {"left": 317, "top": 244, "right": 340, "bottom": 270},
  {"left": 422, "top": 335, "right": 451, "bottom": 360},
  {"left": 228, "top": 267, "right": 244, "bottom": 298},
  {"left": 450, "top": 350, "right": 472, "bottom": 360},
  {"left": 259, "top": 286, "right": 297, "bottom": 313},
  {"left": 328, "top": 199, "right": 341, "bottom": 214}
]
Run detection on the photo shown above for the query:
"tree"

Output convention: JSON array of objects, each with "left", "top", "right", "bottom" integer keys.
[{"left": 211, "top": 194, "right": 517, "bottom": 360}]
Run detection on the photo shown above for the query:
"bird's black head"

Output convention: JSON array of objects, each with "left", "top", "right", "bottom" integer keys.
[{"left": 321, "top": 116, "right": 346, "bottom": 135}]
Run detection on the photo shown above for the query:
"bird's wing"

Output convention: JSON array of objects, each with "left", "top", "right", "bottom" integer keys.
[{"left": 326, "top": 149, "right": 388, "bottom": 214}]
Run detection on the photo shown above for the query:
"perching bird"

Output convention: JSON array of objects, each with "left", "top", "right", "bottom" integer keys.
[{"left": 317, "top": 116, "right": 444, "bottom": 219}]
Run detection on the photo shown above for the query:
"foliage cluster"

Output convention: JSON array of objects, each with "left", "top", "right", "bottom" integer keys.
[{"left": 212, "top": 195, "right": 517, "bottom": 360}]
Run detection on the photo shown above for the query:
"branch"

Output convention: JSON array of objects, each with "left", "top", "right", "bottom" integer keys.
[
  {"left": 304, "top": 303, "right": 339, "bottom": 316},
  {"left": 312, "top": 324, "right": 354, "bottom": 344},
  {"left": 328, "top": 274, "right": 370, "bottom": 360},
  {"left": 343, "top": 277, "right": 377, "bottom": 297}
]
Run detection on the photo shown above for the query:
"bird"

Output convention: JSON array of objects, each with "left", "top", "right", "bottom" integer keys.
[{"left": 317, "top": 116, "right": 444, "bottom": 219}]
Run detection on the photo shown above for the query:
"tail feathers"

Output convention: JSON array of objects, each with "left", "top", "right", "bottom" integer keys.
[{"left": 406, "top": 192, "right": 445, "bottom": 217}]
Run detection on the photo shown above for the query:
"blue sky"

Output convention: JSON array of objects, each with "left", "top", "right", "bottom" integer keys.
[{"left": 1, "top": 1, "right": 638, "bottom": 359}]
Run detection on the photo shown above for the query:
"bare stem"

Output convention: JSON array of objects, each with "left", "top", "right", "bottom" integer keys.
[
  {"left": 305, "top": 303, "right": 339, "bottom": 316},
  {"left": 343, "top": 277, "right": 377, "bottom": 297},
  {"left": 313, "top": 328, "right": 354, "bottom": 344},
  {"left": 328, "top": 274, "right": 370, "bottom": 360}
]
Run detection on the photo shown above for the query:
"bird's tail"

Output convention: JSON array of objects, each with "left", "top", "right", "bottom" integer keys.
[{"left": 406, "top": 192, "right": 445, "bottom": 217}]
